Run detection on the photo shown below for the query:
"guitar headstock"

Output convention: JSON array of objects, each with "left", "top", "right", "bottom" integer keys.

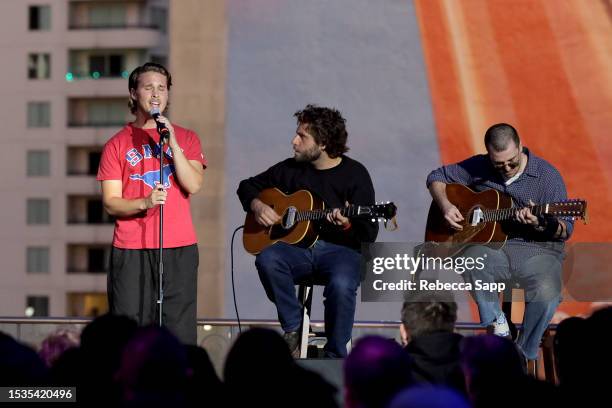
[
  {"left": 547, "top": 199, "right": 588, "bottom": 222},
  {"left": 360, "top": 202, "right": 397, "bottom": 222}
]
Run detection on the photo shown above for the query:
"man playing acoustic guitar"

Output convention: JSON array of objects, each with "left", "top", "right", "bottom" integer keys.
[
  {"left": 237, "top": 104, "right": 378, "bottom": 358},
  {"left": 427, "top": 123, "right": 573, "bottom": 363}
]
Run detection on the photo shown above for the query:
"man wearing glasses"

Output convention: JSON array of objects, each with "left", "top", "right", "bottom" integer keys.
[{"left": 426, "top": 123, "right": 572, "bottom": 364}]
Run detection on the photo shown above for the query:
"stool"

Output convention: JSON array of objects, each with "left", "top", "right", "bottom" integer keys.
[
  {"left": 296, "top": 282, "right": 328, "bottom": 358},
  {"left": 297, "top": 283, "right": 314, "bottom": 358},
  {"left": 500, "top": 282, "right": 556, "bottom": 382},
  {"left": 501, "top": 281, "right": 520, "bottom": 341}
]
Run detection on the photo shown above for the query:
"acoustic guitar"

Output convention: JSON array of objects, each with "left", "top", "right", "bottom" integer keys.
[
  {"left": 243, "top": 187, "right": 397, "bottom": 255},
  {"left": 423, "top": 184, "right": 587, "bottom": 256}
]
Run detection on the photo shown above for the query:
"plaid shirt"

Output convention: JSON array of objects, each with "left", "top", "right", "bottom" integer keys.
[{"left": 426, "top": 147, "right": 574, "bottom": 270}]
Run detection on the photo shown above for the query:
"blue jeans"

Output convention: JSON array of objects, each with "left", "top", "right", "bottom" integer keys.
[
  {"left": 255, "top": 240, "right": 361, "bottom": 357},
  {"left": 461, "top": 245, "right": 562, "bottom": 360}
]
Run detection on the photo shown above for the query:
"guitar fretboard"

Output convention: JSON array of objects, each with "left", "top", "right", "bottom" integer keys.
[
  {"left": 296, "top": 206, "right": 361, "bottom": 222},
  {"left": 482, "top": 204, "right": 548, "bottom": 222}
]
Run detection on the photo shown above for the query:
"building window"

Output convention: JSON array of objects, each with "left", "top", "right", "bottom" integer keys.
[
  {"left": 150, "top": 55, "right": 168, "bottom": 68},
  {"left": 27, "top": 198, "right": 50, "bottom": 225},
  {"left": 28, "top": 53, "right": 51, "bottom": 79},
  {"left": 87, "top": 99, "right": 127, "bottom": 126},
  {"left": 86, "top": 199, "right": 105, "bottom": 224},
  {"left": 88, "top": 247, "right": 108, "bottom": 273},
  {"left": 88, "top": 54, "right": 125, "bottom": 78},
  {"left": 151, "top": 7, "right": 167, "bottom": 33},
  {"left": 67, "top": 293, "right": 107, "bottom": 317},
  {"left": 29, "top": 5, "right": 51, "bottom": 30},
  {"left": 26, "top": 247, "right": 49, "bottom": 273},
  {"left": 27, "top": 102, "right": 50, "bottom": 127},
  {"left": 67, "top": 245, "right": 110, "bottom": 273},
  {"left": 88, "top": 3, "right": 126, "bottom": 28},
  {"left": 26, "top": 295, "right": 49, "bottom": 317},
  {"left": 66, "top": 147, "right": 102, "bottom": 176},
  {"left": 27, "top": 150, "right": 50, "bottom": 176},
  {"left": 88, "top": 151, "right": 101, "bottom": 175}
]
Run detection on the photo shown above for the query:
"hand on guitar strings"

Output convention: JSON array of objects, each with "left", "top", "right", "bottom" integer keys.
[
  {"left": 326, "top": 201, "right": 351, "bottom": 229},
  {"left": 441, "top": 202, "right": 464, "bottom": 230},
  {"left": 515, "top": 199, "right": 539, "bottom": 227},
  {"left": 250, "top": 198, "right": 281, "bottom": 227}
]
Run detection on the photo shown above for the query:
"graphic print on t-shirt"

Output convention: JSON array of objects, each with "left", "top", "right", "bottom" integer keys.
[{"left": 129, "top": 164, "right": 176, "bottom": 189}]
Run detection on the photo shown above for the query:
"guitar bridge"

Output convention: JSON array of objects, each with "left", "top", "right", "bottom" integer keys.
[{"left": 470, "top": 207, "right": 484, "bottom": 226}]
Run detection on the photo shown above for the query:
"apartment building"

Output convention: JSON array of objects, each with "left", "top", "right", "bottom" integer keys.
[{"left": 0, "top": 0, "right": 169, "bottom": 317}]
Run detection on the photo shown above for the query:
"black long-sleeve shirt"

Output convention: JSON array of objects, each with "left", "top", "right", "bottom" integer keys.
[{"left": 237, "top": 156, "right": 378, "bottom": 250}]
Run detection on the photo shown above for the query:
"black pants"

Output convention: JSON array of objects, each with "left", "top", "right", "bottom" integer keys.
[{"left": 108, "top": 245, "right": 198, "bottom": 344}]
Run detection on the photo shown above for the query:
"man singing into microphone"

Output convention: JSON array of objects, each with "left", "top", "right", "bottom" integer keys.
[{"left": 97, "top": 62, "right": 206, "bottom": 344}]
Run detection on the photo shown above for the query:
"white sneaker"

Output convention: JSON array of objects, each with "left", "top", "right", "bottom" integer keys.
[{"left": 489, "top": 313, "right": 511, "bottom": 338}]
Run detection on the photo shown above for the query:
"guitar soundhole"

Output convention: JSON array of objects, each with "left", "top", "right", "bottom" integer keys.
[{"left": 269, "top": 223, "right": 297, "bottom": 240}]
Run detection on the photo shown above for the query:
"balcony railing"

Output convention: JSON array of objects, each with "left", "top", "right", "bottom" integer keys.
[
  {"left": 67, "top": 218, "right": 114, "bottom": 225},
  {"left": 67, "top": 169, "right": 98, "bottom": 176},
  {"left": 68, "top": 23, "right": 160, "bottom": 30},
  {"left": 68, "top": 120, "right": 126, "bottom": 128},
  {"left": 66, "top": 70, "right": 128, "bottom": 80},
  {"left": 66, "top": 267, "right": 108, "bottom": 274}
]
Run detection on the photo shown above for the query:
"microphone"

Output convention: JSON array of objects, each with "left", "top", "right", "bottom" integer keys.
[{"left": 150, "top": 107, "right": 170, "bottom": 140}]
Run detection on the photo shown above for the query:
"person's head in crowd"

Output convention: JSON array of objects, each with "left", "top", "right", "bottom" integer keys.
[
  {"left": 583, "top": 306, "right": 612, "bottom": 389},
  {"left": 224, "top": 327, "right": 294, "bottom": 386},
  {"left": 344, "top": 335, "right": 413, "bottom": 408},
  {"left": 75, "top": 314, "right": 138, "bottom": 404},
  {"left": 224, "top": 327, "right": 337, "bottom": 407},
  {"left": 0, "top": 331, "right": 48, "bottom": 385},
  {"left": 293, "top": 365, "right": 339, "bottom": 408},
  {"left": 80, "top": 313, "right": 138, "bottom": 362},
  {"left": 224, "top": 327, "right": 295, "bottom": 406},
  {"left": 553, "top": 316, "right": 588, "bottom": 387},
  {"left": 460, "top": 335, "right": 564, "bottom": 408},
  {"left": 587, "top": 305, "right": 612, "bottom": 347},
  {"left": 184, "top": 345, "right": 224, "bottom": 407},
  {"left": 400, "top": 301, "right": 457, "bottom": 346},
  {"left": 116, "top": 325, "right": 189, "bottom": 408},
  {"left": 388, "top": 385, "right": 470, "bottom": 408},
  {"left": 461, "top": 335, "right": 524, "bottom": 395},
  {"left": 48, "top": 346, "right": 82, "bottom": 387},
  {"left": 39, "top": 329, "right": 80, "bottom": 367},
  {"left": 400, "top": 301, "right": 465, "bottom": 393}
]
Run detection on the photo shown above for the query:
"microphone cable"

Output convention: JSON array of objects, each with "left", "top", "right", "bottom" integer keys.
[{"left": 230, "top": 225, "right": 245, "bottom": 334}]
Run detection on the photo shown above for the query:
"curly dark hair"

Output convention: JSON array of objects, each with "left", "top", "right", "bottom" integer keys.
[
  {"left": 128, "top": 62, "right": 173, "bottom": 114},
  {"left": 294, "top": 104, "right": 349, "bottom": 158}
]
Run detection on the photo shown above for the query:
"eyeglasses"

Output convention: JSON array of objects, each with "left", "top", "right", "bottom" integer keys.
[{"left": 490, "top": 150, "right": 521, "bottom": 170}]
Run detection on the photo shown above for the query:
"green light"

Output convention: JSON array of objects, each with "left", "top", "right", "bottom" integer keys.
[
  {"left": 65, "top": 72, "right": 74, "bottom": 82},
  {"left": 121, "top": 70, "right": 129, "bottom": 79},
  {"left": 92, "top": 71, "right": 100, "bottom": 79}
]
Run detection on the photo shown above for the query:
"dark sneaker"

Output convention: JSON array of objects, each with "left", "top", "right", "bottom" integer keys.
[{"left": 283, "top": 331, "right": 300, "bottom": 358}]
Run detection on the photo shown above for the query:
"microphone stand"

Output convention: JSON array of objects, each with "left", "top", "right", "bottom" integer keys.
[{"left": 157, "top": 130, "right": 168, "bottom": 327}]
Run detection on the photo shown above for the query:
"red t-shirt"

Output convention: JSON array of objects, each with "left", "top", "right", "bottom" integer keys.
[{"left": 97, "top": 123, "right": 207, "bottom": 249}]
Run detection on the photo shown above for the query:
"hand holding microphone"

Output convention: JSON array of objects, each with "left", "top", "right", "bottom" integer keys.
[{"left": 150, "top": 107, "right": 171, "bottom": 142}]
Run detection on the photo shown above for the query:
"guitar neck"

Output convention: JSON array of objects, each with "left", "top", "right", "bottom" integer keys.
[
  {"left": 296, "top": 206, "right": 362, "bottom": 222},
  {"left": 483, "top": 204, "right": 549, "bottom": 222}
]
